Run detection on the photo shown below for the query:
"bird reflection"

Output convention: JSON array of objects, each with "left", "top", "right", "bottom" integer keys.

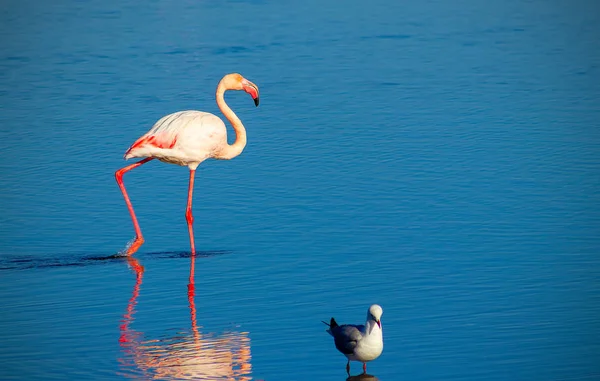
[{"left": 118, "top": 255, "right": 253, "bottom": 380}]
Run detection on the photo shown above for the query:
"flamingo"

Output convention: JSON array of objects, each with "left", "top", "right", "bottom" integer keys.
[{"left": 115, "top": 73, "right": 260, "bottom": 256}]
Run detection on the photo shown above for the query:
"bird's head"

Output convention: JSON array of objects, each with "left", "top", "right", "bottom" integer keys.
[
  {"left": 368, "top": 304, "right": 383, "bottom": 329},
  {"left": 223, "top": 73, "right": 260, "bottom": 106}
]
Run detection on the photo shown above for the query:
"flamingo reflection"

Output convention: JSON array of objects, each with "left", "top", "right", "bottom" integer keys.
[{"left": 118, "top": 256, "right": 253, "bottom": 380}]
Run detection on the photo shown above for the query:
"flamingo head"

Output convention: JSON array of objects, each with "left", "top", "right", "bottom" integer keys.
[{"left": 223, "top": 73, "right": 260, "bottom": 106}]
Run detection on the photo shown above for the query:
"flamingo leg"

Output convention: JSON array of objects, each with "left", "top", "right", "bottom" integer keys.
[
  {"left": 115, "top": 158, "right": 153, "bottom": 255},
  {"left": 346, "top": 361, "right": 350, "bottom": 375},
  {"left": 363, "top": 362, "right": 367, "bottom": 373},
  {"left": 185, "top": 169, "right": 196, "bottom": 255}
]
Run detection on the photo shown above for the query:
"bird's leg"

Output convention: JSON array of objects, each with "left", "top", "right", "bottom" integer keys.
[
  {"left": 362, "top": 363, "right": 367, "bottom": 374},
  {"left": 185, "top": 169, "right": 196, "bottom": 255},
  {"left": 115, "top": 158, "right": 153, "bottom": 255},
  {"left": 346, "top": 361, "right": 350, "bottom": 376}
]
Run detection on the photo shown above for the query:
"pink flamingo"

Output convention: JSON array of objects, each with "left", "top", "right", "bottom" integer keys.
[{"left": 115, "top": 73, "right": 260, "bottom": 256}]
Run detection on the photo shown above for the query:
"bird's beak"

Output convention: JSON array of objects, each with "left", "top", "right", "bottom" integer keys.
[
  {"left": 242, "top": 78, "right": 260, "bottom": 107},
  {"left": 377, "top": 320, "right": 381, "bottom": 329}
]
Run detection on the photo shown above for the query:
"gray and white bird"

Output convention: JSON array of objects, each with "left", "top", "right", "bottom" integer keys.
[{"left": 323, "top": 304, "right": 384, "bottom": 375}]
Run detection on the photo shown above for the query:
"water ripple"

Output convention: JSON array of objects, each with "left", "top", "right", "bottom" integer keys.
[{"left": 0, "top": 250, "right": 231, "bottom": 271}]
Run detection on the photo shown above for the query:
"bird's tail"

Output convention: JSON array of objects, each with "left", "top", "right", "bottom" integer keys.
[
  {"left": 322, "top": 317, "right": 339, "bottom": 336},
  {"left": 321, "top": 318, "right": 340, "bottom": 327}
]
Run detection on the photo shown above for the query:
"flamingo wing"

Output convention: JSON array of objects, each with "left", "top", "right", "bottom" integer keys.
[
  {"left": 125, "top": 133, "right": 177, "bottom": 155},
  {"left": 124, "top": 112, "right": 187, "bottom": 157},
  {"left": 124, "top": 111, "right": 227, "bottom": 164}
]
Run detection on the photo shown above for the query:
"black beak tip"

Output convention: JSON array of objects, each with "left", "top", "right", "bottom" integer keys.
[{"left": 253, "top": 97, "right": 260, "bottom": 107}]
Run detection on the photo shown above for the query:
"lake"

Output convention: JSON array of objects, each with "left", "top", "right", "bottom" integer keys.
[{"left": 1, "top": 0, "right": 599, "bottom": 380}]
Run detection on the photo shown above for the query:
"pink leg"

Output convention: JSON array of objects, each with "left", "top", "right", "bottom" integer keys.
[
  {"left": 185, "top": 169, "right": 196, "bottom": 255},
  {"left": 346, "top": 361, "right": 350, "bottom": 375},
  {"left": 115, "top": 158, "right": 153, "bottom": 255},
  {"left": 363, "top": 363, "right": 367, "bottom": 373}
]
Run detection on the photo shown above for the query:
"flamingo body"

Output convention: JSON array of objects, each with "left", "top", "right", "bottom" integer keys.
[
  {"left": 125, "top": 111, "right": 228, "bottom": 170},
  {"left": 115, "top": 73, "right": 259, "bottom": 256}
]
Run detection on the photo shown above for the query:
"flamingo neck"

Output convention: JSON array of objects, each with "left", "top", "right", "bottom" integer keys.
[{"left": 215, "top": 81, "right": 247, "bottom": 160}]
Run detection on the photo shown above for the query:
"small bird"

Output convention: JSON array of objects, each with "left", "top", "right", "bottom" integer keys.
[
  {"left": 115, "top": 73, "right": 259, "bottom": 256},
  {"left": 323, "top": 304, "right": 384, "bottom": 375}
]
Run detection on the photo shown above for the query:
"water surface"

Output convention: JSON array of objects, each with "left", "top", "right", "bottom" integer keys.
[{"left": 1, "top": 0, "right": 599, "bottom": 380}]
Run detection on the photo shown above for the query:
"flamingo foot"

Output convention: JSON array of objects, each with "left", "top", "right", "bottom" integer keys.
[{"left": 125, "top": 237, "right": 144, "bottom": 256}]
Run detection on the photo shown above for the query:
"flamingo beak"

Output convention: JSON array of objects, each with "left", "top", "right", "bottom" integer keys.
[
  {"left": 377, "top": 320, "right": 381, "bottom": 329},
  {"left": 242, "top": 79, "right": 260, "bottom": 107}
]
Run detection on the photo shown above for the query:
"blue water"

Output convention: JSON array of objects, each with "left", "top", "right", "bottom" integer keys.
[{"left": 1, "top": 0, "right": 599, "bottom": 380}]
